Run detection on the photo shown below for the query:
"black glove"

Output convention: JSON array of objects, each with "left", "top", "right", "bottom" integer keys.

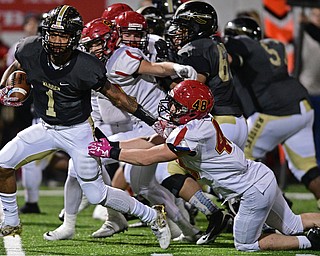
[
  {"left": 155, "top": 39, "right": 169, "bottom": 62},
  {"left": 95, "top": 127, "right": 108, "bottom": 139}
]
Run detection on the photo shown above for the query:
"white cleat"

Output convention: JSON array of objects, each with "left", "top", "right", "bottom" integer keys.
[
  {"left": 92, "top": 205, "right": 108, "bottom": 221},
  {"left": 91, "top": 221, "right": 128, "bottom": 238},
  {"left": 150, "top": 205, "right": 171, "bottom": 249},
  {"left": 92, "top": 208, "right": 128, "bottom": 238},
  {"left": 43, "top": 225, "right": 74, "bottom": 241}
]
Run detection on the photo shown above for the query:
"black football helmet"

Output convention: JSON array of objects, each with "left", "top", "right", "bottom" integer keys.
[
  {"left": 152, "top": 0, "right": 182, "bottom": 21},
  {"left": 224, "top": 17, "right": 262, "bottom": 41},
  {"left": 42, "top": 5, "right": 83, "bottom": 57},
  {"left": 136, "top": 6, "right": 165, "bottom": 37},
  {"left": 167, "top": 1, "right": 218, "bottom": 49}
]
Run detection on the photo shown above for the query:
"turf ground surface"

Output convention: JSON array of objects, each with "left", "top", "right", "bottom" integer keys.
[{"left": 0, "top": 184, "right": 319, "bottom": 256}]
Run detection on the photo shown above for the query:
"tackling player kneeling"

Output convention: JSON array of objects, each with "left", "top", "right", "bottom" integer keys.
[{"left": 88, "top": 80, "right": 320, "bottom": 252}]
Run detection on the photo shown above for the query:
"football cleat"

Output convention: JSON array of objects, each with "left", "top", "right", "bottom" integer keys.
[
  {"left": 92, "top": 213, "right": 128, "bottom": 238},
  {"left": 307, "top": 226, "right": 320, "bottom": 250},
  {"left": 196, "top": 210, "right": 231, "bottom": 245},
  {"left": 43, "top": 224, "right": 74, "bottom": 241},
  {"left": 92, "top": 205, "right": 108, "bottom": 221},
  {"left": 150, "top": 205, "right": 171, "bottom": 249},
  {"left": 172, "top": 231, "right": 203, "bottom": 243},
  {"left": 19, "top": 202, "right": 41, "bottom": 214},
  {"left": 0, "top": 223, "right": 22, "bottom": 237}
]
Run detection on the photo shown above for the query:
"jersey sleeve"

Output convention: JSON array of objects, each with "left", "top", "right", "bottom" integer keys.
[
  {"left": 107, "top": 47, "right": 144, "bottom": 85},
  {"left": 15, "top": 36, "right": 43, "bottom": 71},
  {"left": 76, "top": 51, "right": 108, "bottom": 91},
  {"left": 224, "top": 36, "right": 250, "bottom": 68},
  {"left": 166, "top": 125, "right": 197, "bottom": 156}
]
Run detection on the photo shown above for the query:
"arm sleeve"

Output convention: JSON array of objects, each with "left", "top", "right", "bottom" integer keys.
[{"left": 225, "top": 37, "right": 250, "bottom": 68}]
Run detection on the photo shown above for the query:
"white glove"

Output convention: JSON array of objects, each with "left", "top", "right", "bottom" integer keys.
[{"left": 173, "top": 63, "right": 198, "bottom": 80}]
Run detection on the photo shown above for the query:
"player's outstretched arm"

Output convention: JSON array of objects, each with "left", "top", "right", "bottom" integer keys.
[
  {"left": 138, "top": 60, "right": 198, "bottom": 80},
  {"left": 88, "top": 136, "right": 177, "bottom": 166}
]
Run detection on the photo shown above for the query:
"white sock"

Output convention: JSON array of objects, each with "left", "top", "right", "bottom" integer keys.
[
  {"left": 297, "top": 235, "right": 312, "bottom": 249},
  {"left": 63, "top": 213, "right": 77, "bottom": 230},
  {"left": 131, "top": 200, "right": 156, "bottom": 224},
  {"left": 0, "top": 192, "right": 19, "bottom": 226}
]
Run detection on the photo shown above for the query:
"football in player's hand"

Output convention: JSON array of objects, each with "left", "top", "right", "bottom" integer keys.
[{"left": 6, "top": 70, "right": 32, "bottom": 102}]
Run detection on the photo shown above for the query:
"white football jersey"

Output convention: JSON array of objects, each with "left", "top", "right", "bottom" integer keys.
[
  {"left": 147, "top": 34, "right": 163, "bottom": 62},
  {"left": 106, "top": 45, "right": 166, "bottom": 121},
  {"left": 166, "top": 117, "right": 274, "bottom": 200}
]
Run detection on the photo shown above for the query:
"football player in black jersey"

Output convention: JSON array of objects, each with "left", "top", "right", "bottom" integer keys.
[
  {"left": 224, "top": 17, "right": 320, "bottom": 210},
  {"left": 0, "top": 5, "right": 172, "bottom": 248}
]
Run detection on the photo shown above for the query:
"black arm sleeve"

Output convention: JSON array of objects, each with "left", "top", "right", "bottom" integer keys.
[
  {"left": 133, "top": 104, "right": 157, "bottom": 126},
  {"left": 304, "top": 23, "right": 320, "bottom": 43}
]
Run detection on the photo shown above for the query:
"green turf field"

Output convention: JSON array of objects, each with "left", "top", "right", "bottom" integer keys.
[{"left": 0, "top": 184, "right": 319, "bottom": 256}]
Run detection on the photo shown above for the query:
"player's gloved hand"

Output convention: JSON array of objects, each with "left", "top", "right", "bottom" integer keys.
[
  {"left": 173, "top": 64, "right": 198, "bottom": 80},
  {"left": 155, "top": 39, "right": 169, "bottom": 62},
  {"left": 88, "top": 138, "right": 113, "bottom": 158},
  {"left": 152, "top": 119, "right": 169, "bottom": 138},
  {"left": 152, "top": 118, "right": 177, "bottom": 139},
  {"left": 0, "top": 86, "right": 23, "bottom": 107}
]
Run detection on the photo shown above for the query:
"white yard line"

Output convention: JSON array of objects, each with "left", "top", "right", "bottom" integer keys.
[
  {"left": 285, "top": 192, "right": 314, "bottom": 200},
  {"left": 296, "top": 254, "right": 318, "bottom": 256},
  {"left": 3, "top": 235, "right": 25, "bottom": 256},
  {"left": 16, "top": 190, "right": 64, "bottom": 196}
]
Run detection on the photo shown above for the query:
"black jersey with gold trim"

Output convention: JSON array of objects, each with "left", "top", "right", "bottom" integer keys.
[
  {"left": 15, "top": 36, "right": 107, "bottom": 125},
  {"left": 225, "top": 36, "right": 310, "bottom": 116},
  {"left": 177, "top": 38, "right": 243, "bottom": 117}
]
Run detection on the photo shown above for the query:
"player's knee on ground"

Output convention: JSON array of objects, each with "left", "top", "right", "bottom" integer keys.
[
  {"left": 161, "top": 174, "right": 190, "bottom": 197},
  {"left": 234, "top": 240, "right": 260, "bottom": 252}
]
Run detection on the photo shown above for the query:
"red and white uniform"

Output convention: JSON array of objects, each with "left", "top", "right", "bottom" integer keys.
[
  {"left": 106, "top": 44, "right": 165, "bottom": 122},
  {"left": 102, "top": 44, "right": 199, "bottom": 237},
  {"left": 167, "top": 117, "right": 303, "bottom": 251}
]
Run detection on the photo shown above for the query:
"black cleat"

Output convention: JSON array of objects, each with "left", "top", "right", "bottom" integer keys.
[
  {"left": 307, "top": 227, "right": 320, "bottom": 250},
  {"left": 19, "top": 202, "right": 41, "bottom": 214},
  {"left": 196, "top": 209, "right": 231, "bottom": 245}
]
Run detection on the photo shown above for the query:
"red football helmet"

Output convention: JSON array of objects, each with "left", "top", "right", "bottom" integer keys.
[
  {"left": 81, "top": 18, "right": 118, "bottom": 61},
  {"left": 115, "top": 11, "right": 148, "bottom": 51},
  {"left": 158, "top": 80, "right": 214, "bottom": 125},
  {"left": 101, "top": 3, "right": 133, "bottom": 22}
]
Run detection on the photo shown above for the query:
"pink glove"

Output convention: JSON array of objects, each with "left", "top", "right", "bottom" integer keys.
[
  {"left": 152, "top": 118, "right": 177, "bottom": 139},
  {"left": 88, "top": 138, "right": 113, "bottom": 158},
  {"left": 0, "top": 86, "right": 23, "bottom": 107}
]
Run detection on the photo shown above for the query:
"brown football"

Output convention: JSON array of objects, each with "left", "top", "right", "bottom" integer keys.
[{"left": 6, "top": 70, "right": 32, "bottom": 102}]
